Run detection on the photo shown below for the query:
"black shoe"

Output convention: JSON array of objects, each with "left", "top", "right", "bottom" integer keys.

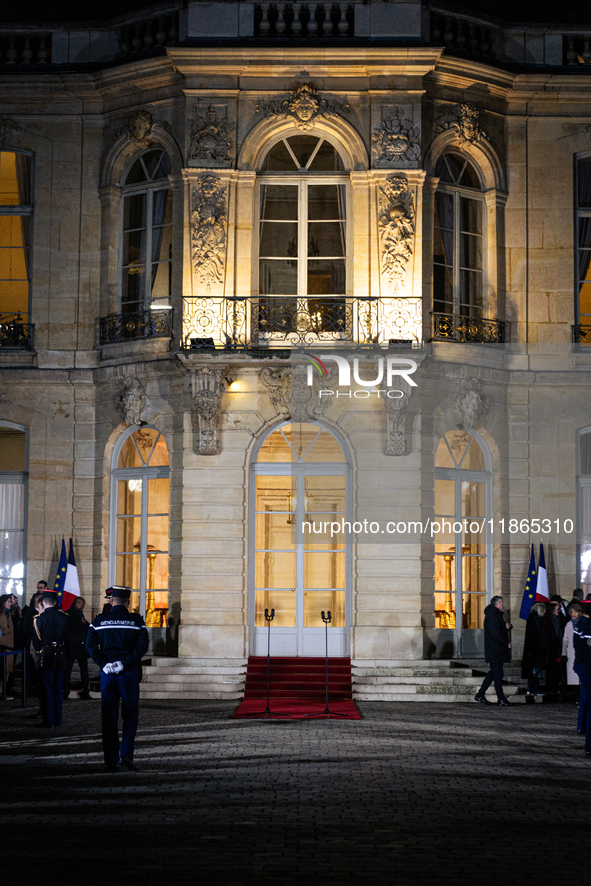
[
  {"left": 104, "top": 763, "right": 118, "bottom": 773},
  {"left": 586, "top": 751, "right": 591, "bottom": 758},
  {"left": 118, "top": 757, "right": 138, "bottom": 772},
  {"left": 78, "top": 692, "right": 92, "bottom": 700},
  {"left": 497, "top": 698, "right": 512, "bottom": 706},
  {"left": 474, "top": 694, "right": 494, "bottom": 705}
]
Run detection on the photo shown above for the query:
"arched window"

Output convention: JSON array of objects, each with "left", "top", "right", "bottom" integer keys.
[
  {"left": 575, "top": 155, "right": 591, "bottom": 341},
  {"left": 433, "top": 153, "right": 485, "bottom": 319},
  {"left": 110, "top": 427, "right": 170, "bottom": 625},
  {"left": 434, "top": 429, "right": 492, "bottom": 656},
  {"left": 250, "top": 420, "right": 351, "bottom": 657},
  {"left": 0, "top": 151, "right": 33, "bottom": 347},
  {"left": 0, "top": 423, "right": 27, "bottom": 603},
  {"left": 256, "top": 135, "right": 349, "bottom": 343},
  {"left": 120, "top": 149, "right": 172, "bottom": 315}
]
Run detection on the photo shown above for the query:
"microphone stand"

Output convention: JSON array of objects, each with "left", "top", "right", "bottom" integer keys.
[
  {"left": 243, "top": 608, "right": 292, "bottom": 719},
  {"left": 306, "top": 610, "right": 347, "bottom": 719}
]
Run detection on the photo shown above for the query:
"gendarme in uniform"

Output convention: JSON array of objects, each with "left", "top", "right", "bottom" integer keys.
[
  {"left": 33, "top": 591, "right": 70, "bottom": 728},
  {"left": 87, "top": 586, "right": 149, "bottom": 772}
]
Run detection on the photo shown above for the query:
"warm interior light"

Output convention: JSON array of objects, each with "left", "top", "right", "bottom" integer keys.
[{"left": 128, "top": 479, "right": 142, "bottom": 493}]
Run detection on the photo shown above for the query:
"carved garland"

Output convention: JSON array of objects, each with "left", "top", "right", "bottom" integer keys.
[
  {"left": 190, "top": 173, "right": 227, "bottom": 292},
  {"left": 378, "top": 176, "right": 415, "bottom": 293},
  {"left": 190, "top": 366, "right": 227, "bottom": 455}
]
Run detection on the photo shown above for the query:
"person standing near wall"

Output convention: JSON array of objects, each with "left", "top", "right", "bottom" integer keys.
[
  {"left": 474, "top": 595, "right": 513, "bottom": 706},
  {"left": 33, "top": 591, "right": 70, "bottom": 728}
]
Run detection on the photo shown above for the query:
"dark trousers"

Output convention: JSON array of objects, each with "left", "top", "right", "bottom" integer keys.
[
  {"left": 100, "top": 669, "right": 140, "bottom": 766},
  {"left": 574, "top": 662, "right": 590, "bottom": 746},
  {"left": 63, "top": 656, "right": 90, "bottom": 697},
  {"left": 478, "top": 661, "right": 505, "bottom": 700},
  {"left": 41, "top": 669, "right": 64, "bottom": 726}
]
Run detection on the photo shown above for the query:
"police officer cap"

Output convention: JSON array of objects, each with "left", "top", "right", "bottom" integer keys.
[
  {"left": 106, "top": 585, "right": 132, "bottom": 600},
  {"left": 43, "top": 591, "right": 58, "bottom": 602}
]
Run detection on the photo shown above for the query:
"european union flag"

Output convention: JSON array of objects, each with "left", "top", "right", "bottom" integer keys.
[
  {"left": 519, "top": 543, "right": 537, "bottom": 620},
  {"left": 53, "top": 538, "right": 68, "bottom": 608}
]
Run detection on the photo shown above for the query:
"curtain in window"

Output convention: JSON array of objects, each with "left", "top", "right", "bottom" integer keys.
[
  {"left": 15, "top": 154, "right": 31, "bottom": 282},
  {"left": 151, "top": 189, "right": 169, "bottom": 291},
  {"left": 0, "top": 484, "right": 24, "bottom": 582},
  {"left": 579, "top": 161, "right": 591, "bottom": 286}
]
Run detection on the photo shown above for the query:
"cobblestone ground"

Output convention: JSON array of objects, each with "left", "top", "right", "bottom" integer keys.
[{"left": 1, "top": 696, "right": 589, "bottom": 886}]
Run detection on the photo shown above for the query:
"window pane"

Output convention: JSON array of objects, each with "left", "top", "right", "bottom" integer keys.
[
  {"left": 257, "top": 432, "right": 295, "bottom": 463},
  {"left": 117, "top": 479, "right": 142, "bottom": 515},
  {"left": 433, "top": 264, "right": 453, "bottom": 314},
  {"left": 581, "top": 436, "right": 591, "bottom": 475},
  {"left": 148, "top": 477, "right": 169, "bottom": 512},
  {"left": 579, "top": 283, "right": 591, "bottom": 320},
  {"left": 147, "top": 515, "right": 169, "bottom": 552},
  {"left": 262, "top": 141, "right": 299, "bottom": 172},
  {"left": 435, "top": 192, "right": 454, "bottom": 231},
  {"left": 303, "top": 434, "right": 345, "bottom": 463},
  {"left": 254, "top": 590, "right": 296, "bottom": 626},
  {"left": 460, "top": 197, "right": 482, "bottom": 235},
  {"left": 146, "top": 433, "right": 169, "bottom": 466},
  {"left": 0, "top": 152, "right": 30, "bottom": 205},
  {"left": 116, "top": 516, "right": 142, "bottom": 552},
  {"left": 308, "top": 141, "right": 344, "bottom": 171},
  {"left": 286, "top": 135, "right": 319, "bottom": 168},
  {"left": 256, "top": 513, "right": 296, "bottom": 551},
  {"left": 255, "top": 475, "right": 294, "bottom": 509},
  {"left": 434, "top": 225, "right": 453, "bottom": 268},
  {"left": 308, "top": 259, "right": 345, "bottom": 295},
  {"left": 259, "top": 259, "right": 298, "bottom": 295},
  {"left": 118, "top": 436, "right": 142, "bottom": 468},
  {"left": 260, "top": 185, "right": 298, "bottom": 220},
  {"left": 308, "top": 222, "right": 346, "bottom": 257},
  {"left": 255, "top": 551, "right": 296, "bottom": 588},
  {"left": 0, "top": 480, "right": 24, "bottom": 598},
  {"left": 116, "top": 553, "right": 140, "bottom": 588},
  {"left": 435, "top": 478, "right": 455, "bottom": 514},
  {"left": 133, "top": 429, "right": 159, "bottom": 464},
  {"left": 304, "top": 551, "right": 345, "bottom": 588},
  {"left": 123, "top": 193, "right": 146, "bottom": 231},
  {"left": 461, "top": 480, "right": 486, "bottom": 516},
  {"left": 303, "top": 590, "right": 345, "bottom": 626},
  {"left": 460, "top": 233, "right": 483, "bottom": 271},
  {"left": 259, "top": 222, "right": 298, "bottom": 257},
  {"left": 142, "top": 150, "right": 168, "bottom": 181},
  {"left": 578, "top": 158, "right": 591, "bottom": 207},
  {"left": 462, "top": 556, "right": 486, "bottom": 594},
  {"left": 0, "top": 216, "right": 30, "bottom": 313},
  {"left": 0, "top": 429, "right": 26, "bottom": 471},
  {"left": 462, "top": 593, "right": 485, "bottom": 629},
  {"left": 459, "top": 269, "right": 483, "bottom": 314},
  {"left": 308, "top": 185, "right": 346, "bottom": 220}
]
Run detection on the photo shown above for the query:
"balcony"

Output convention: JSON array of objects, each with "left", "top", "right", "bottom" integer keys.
[
  {"left": 254, "top": 2, "right": 356, "bottom": 38},
  {"left": 431, "top": 312, "right": 507, "bottom": 344},
  {"left": 0, "top": 313, "right": 34, "bottom": 350},
  {"left": 182, "top": 296, "right": 422, "bottom": 350},
  {"left": 99, "top": 308, "right": 173, "bottom": 345}
]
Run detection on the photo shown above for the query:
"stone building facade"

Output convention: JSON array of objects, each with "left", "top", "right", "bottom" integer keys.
[{"left": 2, "top": 0, "right": 591, "bottom": 697}]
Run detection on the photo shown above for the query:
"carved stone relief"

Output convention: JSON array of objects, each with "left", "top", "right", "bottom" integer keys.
[
  {"left": 256, "top": 83, "right": 349, "bottom": 131},
  {"left": 191, "top": 173, "right": 227, "bottom": 292},
  {"left": 187, "top": 105, "right": 235, "bottom": 166},
  {"left": 372, "top": 109, "right": 420, "bottom": 167},
  {"left": 0, "top": 117, "right": 23, "bottom": 148},
  {"left": 116, "top": 110, "right": 172, "bottom": 148},
  {"left": 383, "top": 391, "right": 411, "bottom": 457},
  {"left": 120, "top": 377, "right": 148, "bottom": 427},
  {"left": 190, "top": 366, "right": 226, "bottom": 455},
  {"left": 378, "top": 176, "right": 415, "bottom": 293},
  {"left": 455, "top": 378, "right": 488, "bottom": 430},
  {"left": 437, "top": 102, "right": 487, "bottom": 146},
  {"left": 259, "top": 365, "right": 335, "bottom": 422}
]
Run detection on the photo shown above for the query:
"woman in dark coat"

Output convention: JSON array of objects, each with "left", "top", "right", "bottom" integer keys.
[
  {"left": 521, "top": 601, "right": 548, "bottom": 696},
  {"left": 63, "top": 597, "right": 91, "bottom": 699}
]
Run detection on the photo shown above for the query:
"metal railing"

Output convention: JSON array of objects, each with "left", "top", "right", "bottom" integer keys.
[
  {"left": 0, "top": 313, "right": 35, "bottom": 350},
  {"left": 99, "top": 308, "right": 173, "bottom": 345},
  {"left": 254, "top": 2, "right": 355, "bottom": 37},
  {"left": 431, "top": 312, "right": 506, "bottom": 344},
  {"left": 182, "top": 296, "right": 422, "bottom": 349},
  {"left": 572, "top": 324, "right": 591, "bottom": 345}
]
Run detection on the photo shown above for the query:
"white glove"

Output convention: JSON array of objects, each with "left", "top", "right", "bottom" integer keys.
[
  {"left": 103, "top": 662, "right": 115, "bottom": 674},
  {"left": 102, "top": 661, "right": 124, "bottom": 675}
]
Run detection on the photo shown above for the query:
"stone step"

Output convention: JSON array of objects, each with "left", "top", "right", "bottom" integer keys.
[{"left": 140, "top": 689, "right": 244, "bottom": 700}]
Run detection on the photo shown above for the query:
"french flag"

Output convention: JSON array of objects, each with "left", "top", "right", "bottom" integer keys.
[
  {"left": 62, "top": 539, "right": 81, "bottom": 611},
  {"left": 536, "top": 543, "right": 550, "bottom": 603}
]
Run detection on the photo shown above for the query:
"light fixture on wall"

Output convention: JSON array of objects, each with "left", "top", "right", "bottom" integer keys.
[
  {"left": 225, "top": 375, "right": 236, "bottom": 388},
  {"left": 128, "top": 479, "right": 142, "bottom": 493},
  {"left": 287, "top": 490, "right": 312, "bottom": 524}
]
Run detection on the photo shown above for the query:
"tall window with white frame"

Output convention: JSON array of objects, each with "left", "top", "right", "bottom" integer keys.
[
  {"left": 111, "top": 427, "right": 170, "bottom": 627},
  {"left": 434, "top": 429, "right": 491, "bottom": 656},
  {"left": 0, "top": 151, "right": 33, "bottom": 347},
  {"left": 433, "top": 153, "right": 485, "bottom": 320},
  {"left": 120, "top": 149, "right": 172, "bottom": 316},
  {"left": 575, "top": 155, "right": 591, "bottom": 344},
  {"left": 257, "top": 135, "right": 348, "bottom": 343},
  {"left": 0, "top": 424, "right": 27, "bottom": 605}
]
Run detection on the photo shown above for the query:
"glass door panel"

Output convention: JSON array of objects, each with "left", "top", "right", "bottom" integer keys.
[
  {"left": 303, "top": 590, "right": 345, "bottom": 627},
  {"left": 255, "top": 589, "right": 296, "bottom": 627}
]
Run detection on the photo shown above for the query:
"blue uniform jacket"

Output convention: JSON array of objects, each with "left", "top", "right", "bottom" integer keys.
[
  {"left": 86, "top": 605, "right": 149, "bottom": 674},
  {"left": 573, "top": 615, "right": 591, "bottom": 666}
]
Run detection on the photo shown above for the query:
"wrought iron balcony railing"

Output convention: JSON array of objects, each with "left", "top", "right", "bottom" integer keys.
[
  {"left": 572, "top": 325, "right": 591, "bottom": 345},
  {"left": 431, "top": 312, "right": 506, "bottom": 344},
  {"left": 99, "top": 308, "right": 173, "bottom": 345},
  {"left": 182, "top": 296, "right": 422, "bottom": 350},
  {"left": 0, "top": 313, "right": 34, "bottom": 350}
]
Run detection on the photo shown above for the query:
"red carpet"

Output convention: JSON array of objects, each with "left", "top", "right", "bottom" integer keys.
[
  {"left": 233, "top": 656, "right": 362, "bottom": 719},
  {"left": 233, "top": 697, "right": 361, "bottom": 720}
]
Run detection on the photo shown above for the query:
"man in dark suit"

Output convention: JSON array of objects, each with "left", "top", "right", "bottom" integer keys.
[
  {"left": 33, "top": 591, "right": 70, "bottom": 728},
  {"left": 474, "top": 595, "right": 513, "bottom": 707}
]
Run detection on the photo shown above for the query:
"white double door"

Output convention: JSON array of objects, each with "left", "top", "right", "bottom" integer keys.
[{"left": 250, "top": 463, "right": 351, "bottom": 657}]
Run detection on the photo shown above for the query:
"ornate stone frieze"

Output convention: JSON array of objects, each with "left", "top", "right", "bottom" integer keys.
[
  {"left": 383, "top": 391, "right": 410, "bottom": 457},
  {"left": 120, "top": 377, "right": 148, "bottom": 427},
  {"left": 190, "top": 366, "right": 226, "bottom": 455},
  {"left": 372, "top": 109, "right": 420, "bottom": 167},
  {"left": 455, "top": 378, "right": 488, "bottom": 430},
  {"left": 191, "top": 173, "right": 227, "bottom": 292},
  {"left": 256, "top": 83, "right": 349, "bottom": 132},
  {"left": 187, "top": 106, "right": 235, "bottom": 166},
  {"left": 116, "top": 110, "right": 171, "bottom": 148},
  {"left": 378, "top": 176, "right": 415, "bottom": 293},
  {"left": 0, "top": 117, "right": 23, "bottom": 148},
  {"left": 437, "top": 102, "right": 487, "bottom": 146}
]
